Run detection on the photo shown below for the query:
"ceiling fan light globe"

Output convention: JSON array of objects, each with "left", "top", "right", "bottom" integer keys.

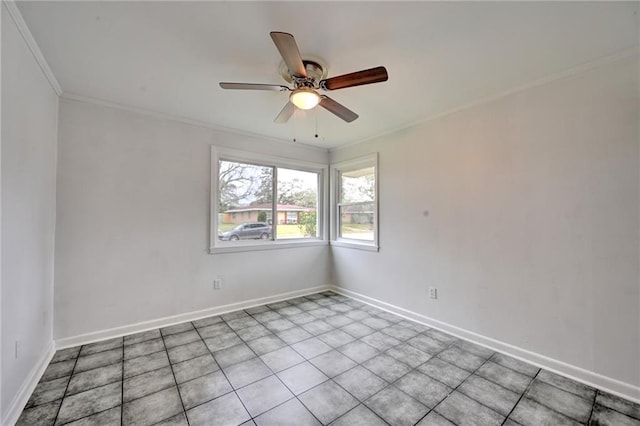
[{"left": 290, "top": 89, "right": 320, "bottom": 110}]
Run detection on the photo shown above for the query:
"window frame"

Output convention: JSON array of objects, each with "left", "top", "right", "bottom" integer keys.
[
  {"left": 330, "top": 153, "right": 379, "bottom": 252},
  {"left": 210, "top": 146, "right": 328, "bottom": 254}
]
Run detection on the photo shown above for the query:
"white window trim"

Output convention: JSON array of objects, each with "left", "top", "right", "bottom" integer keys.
[
  {"left": 330, "top": 153, "right": 379, "bottom": 252},
  {"left": 210, "top": 146, "right": 328, "bottom": 254}
]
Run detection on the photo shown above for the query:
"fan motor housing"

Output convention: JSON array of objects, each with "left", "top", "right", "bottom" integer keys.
[{"left": 280, "top": 59, "right": 327, "bottom": 86}]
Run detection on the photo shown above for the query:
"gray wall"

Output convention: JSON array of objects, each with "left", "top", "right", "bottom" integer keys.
[
  {"left": 54, "top": 99, "right": 332, "bottom": 340},
  {"left": 330, "top": 56, "right": 640, "bottom": 390},
  {"left": 1, "top": 5, "right": 59, "bottom": 421}
]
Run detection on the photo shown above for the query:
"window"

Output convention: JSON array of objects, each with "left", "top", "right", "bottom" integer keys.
[
  {"left": 211, "top": 147, "right": 327, "bottom": 253},
  {"left": 331, "top": 153, "right": 379, "bottom": 251}
]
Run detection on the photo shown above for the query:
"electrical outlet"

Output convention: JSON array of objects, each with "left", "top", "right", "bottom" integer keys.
[
  {"left": 213, "top": 278, "right": 222, "bottom": 290},
  {"left": 15, "top": 340, "right": 20, "bottom": 359},
  {"left": 428, "top": 287, "right": 438, "bottom": 299}
]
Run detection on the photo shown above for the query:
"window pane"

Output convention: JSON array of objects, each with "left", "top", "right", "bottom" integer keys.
[
  {"left": 218, "top": 160, "right": 273, "bottom": 242},
  {"left": 338, "top": 164, "right": 375, "bottom": 242},
  {"left": 276, "top": 168, "right": 318, "bottom": 239},
  {"left": 339, "top": 202, "right": 374, "bottom": 240},
  {"left": 341, "top": 166, "right": 375, "bottom": 203}
]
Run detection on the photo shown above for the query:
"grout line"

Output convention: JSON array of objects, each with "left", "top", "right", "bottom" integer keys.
[
  {"left": 26, "top": 291, "right": 637, "bottom": 426},
  {"left": 236, "top": 301, "right": 327, "bottom": 425},
  {"left": 507, "top": 371, "right": 616, "bottom": 423},
  {"left": 159, "top": 330, "right": 191, "bottom": 426},
  {"left": 487, "top": 352, "right": 541, "bottom": 379},
  {"left": 123, "top": 335, "right": 162, "bottom": 347},
  {"left": 29, "top": 351, "right": 130, "bottom": 420},
  {"left": 402, "top": 336, "right": 465, "bottom": 425},
  {"left": 338, "top": 290, "right": 572, "bottom": 422},
  {"left": 121, "top": 341, "right": 124, "bottom": 426},
  {"left": 51, "top": 345, "right": 83, "bottom": 425},
  {"left": 120, "top": 356, "right": 170, "bottom": 385},
  {"left": 116, "top": 382, "right": 214, "bottom": 421},
  {"left": 251, "top": 294, "right": 391, "bottom": 424},
  {"left": 298, "top": 304, "right": 423, "bottom": 423},
  {"left": 327, "top": 363, "right": 392, "bottom": 423},
  {"left": 192, "top": 318, "right": 255, "bottom": 423},
  {"left": 38, "top": 361, "right": 123, "bottom": 389},
  {"left": 413, "top": 336, "right": 513, "bottom": 426},
  {"left": 518, "top": 374, "right": 605, "bottom": 424},
  {"left": 331, "top": 402, "right": 391, "bottom": 425},
  {"left": 464, "top": 359, "right": 538, "bottom": 398},
  {"left": 132, "top": 302, "right": 466, "bottom": 426},
  {"left": 426, "top": 355, "right": 497, "bottom": 425},
  {"left": 589, "top": 393, "right": 640, "bottom": 422},
  {"left": 30, "top": 298, "right": 425, "bottom": 418},
  {"left": 60, "top": 406, "right": 121, "bottom": 425},
  {"left": 337, "top": 323, "right": 448, "bottom": 423},
  {"left": 334, "top": 287, "right": 640, "bottom": 407},
  {"left": 518, "top": 382, "right": 598, "bottom": 424},
  {"left": 532, "top": 375, "right": 597, "bottom": 403},
  {"left": 500, "top": 369, "right": 540, "bottom": 426},
  {"left": 22, "top": 295, "right": 380, "bottom": 420}
]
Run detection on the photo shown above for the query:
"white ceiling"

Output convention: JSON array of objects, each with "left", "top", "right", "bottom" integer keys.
[{"left": 17, "top": 1, "right": 639, "bottom": 150}]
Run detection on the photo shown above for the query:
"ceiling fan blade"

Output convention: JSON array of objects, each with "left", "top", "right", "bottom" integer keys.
[
  {"left": 220, "top": 82, "right": 290, "bottom": 91},
  {"left": 270, "top": 32, "right": 307, "bottom": 78},
  {"left": 319, "top": 96, "right": 358, "bottom": 123},
  {"left": 320, "top": 66, "right": 388, "bottom": 91},
  {"left": 274, "top": 101, "right": 296, "bottom": 123}
]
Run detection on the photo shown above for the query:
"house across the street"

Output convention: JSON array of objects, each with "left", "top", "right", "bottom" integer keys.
[{"left": 221, "top": 203, "right": 314, "bottom": 225}]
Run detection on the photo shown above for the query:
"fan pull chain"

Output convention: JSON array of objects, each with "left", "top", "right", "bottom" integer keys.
[
  {"left": 292, "top": 108, "right": 299, "bottom": 142},
  {"left": 289, "top": 108, "right": 322, "bottom": 143}
]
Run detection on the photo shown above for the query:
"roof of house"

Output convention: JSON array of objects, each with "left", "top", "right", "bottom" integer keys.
[{"left": 224, "top": 204, "right": 314, "bottom": 213}]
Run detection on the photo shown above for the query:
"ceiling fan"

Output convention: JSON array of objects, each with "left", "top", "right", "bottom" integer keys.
[{"left": 219, "top": 32, "right": 388, "bottom": 124}]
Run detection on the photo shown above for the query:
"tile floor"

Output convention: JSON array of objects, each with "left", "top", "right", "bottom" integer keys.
[{"left": 17, "top": 291, "right": 640, "bottom": 426}]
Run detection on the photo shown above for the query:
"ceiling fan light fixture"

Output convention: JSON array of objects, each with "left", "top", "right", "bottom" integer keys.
[
  {"left": 290, "top": 88, "right": 320, "bottom": 110},
  {"left": 220, "top": 32, "right": 388, "bottom": 123}
]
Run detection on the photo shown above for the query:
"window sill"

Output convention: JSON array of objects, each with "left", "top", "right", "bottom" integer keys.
[
  {"left": 330, "top": 240, "right": 379, "bottom": 252},
  {"left": 209, "top": 239, "right": 328, "bottom": 254}
]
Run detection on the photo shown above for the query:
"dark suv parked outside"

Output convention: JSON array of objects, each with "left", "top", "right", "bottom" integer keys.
[{"left": 219, "top": 222, "right": 272, "bottom": 241}]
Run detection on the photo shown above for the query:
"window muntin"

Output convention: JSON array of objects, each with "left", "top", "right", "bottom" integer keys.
[{"left": 211, "top": 147, "right": 326, "bottom": 252}]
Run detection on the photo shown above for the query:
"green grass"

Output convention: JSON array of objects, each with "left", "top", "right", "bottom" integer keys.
[
  {"left": 341, "top": 224, "right": 373, "bottom": 233},
  {"left": 218, "top": 223, "right": 237, "bottom": 232},
  {"left": 218, "top": 222, "right": 372, "bottom": 238},
  {"left": 277, "top": 224, "right": 309, "bottom": 238}
]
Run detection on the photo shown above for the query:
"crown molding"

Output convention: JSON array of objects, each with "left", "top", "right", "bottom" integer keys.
[
  {"left": 7, "top": 0, "right": 634, "bottom": 155},
  {"left": 59, "top": 92, "right": 330, "bottom": 154},
  {"left": 330, "top": 46, "right": 640, "bottom": 154},
  {"left": 3, "top": 1, "right": 62, "bottom": 96}
]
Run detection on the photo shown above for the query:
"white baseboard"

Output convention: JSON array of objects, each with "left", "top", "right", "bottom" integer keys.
[
  {"left": 55, "top": 285, "right": 332, "bottom": 350},
  {"left": 3, "top": 340, "right": 56, "bottom": 426},
  {"left": 331, "top": 286, "right": 640, "bottom": 405}
]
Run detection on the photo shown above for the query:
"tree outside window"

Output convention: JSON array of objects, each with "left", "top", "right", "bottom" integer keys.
[{"left": 217, "top": 160, "right": 320, "bottom": 241}]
